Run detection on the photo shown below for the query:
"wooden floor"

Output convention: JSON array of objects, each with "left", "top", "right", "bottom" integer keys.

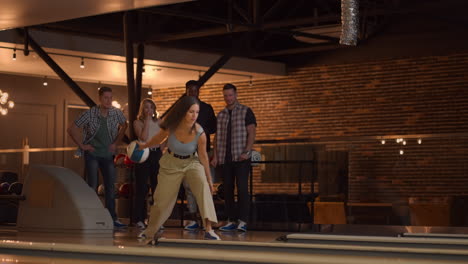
[
  {"left": 2, "top": 224, "right": 468, "bottom": 264},
  {"left": 0, "top": 225, "right": 288, "bottom": 264}
]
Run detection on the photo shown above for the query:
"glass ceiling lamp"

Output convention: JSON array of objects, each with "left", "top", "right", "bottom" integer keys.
[{"left": 0, "top": 89, "right": 15, "bottom": 116}]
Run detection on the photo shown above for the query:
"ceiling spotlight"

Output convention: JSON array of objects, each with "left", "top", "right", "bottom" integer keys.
[
  {"left": 399, "top": 150, "right": 404, "bottom": 155},
  {"left": 417, "top": 139, "right": 422, "bottom": 144},
  {"left": 12, "top": 48, "right": 16, "bottom": 61},
  {"left": 80, "top": 57, "right": 85, "bottom": 69},
  {"left": 381, "top": 139, "right": 386, "bottom": 145},
  {"left": 43, "top": 76, "right": 48, "bottom": 86}
]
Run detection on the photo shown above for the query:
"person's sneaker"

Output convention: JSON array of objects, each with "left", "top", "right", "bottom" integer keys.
[
  {"left": 219, "top": 221, "right": 237, "bottom": 232},
  {"left": 184, "top": 221, "right": 200, "bottom": 231},
  {"left": 114, "top": 220, "right": 127, "bottom": 229},
  {"left": 136, "top": 221, "right": 147, "bottom": 230},
  {"left": 137, "top": 231, "right": 147, "bottom": 240},
  {"left": 237, "top": 221, "right": 247, "bottom": 232},
  {"left": 204, "top": 230, "right": 221, "bottom": 240},
  {"left": 147, "top": 239, "right": 158, "bottom": 246}
]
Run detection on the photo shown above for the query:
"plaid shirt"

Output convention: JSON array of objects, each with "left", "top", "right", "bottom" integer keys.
[
  {"left": 75, "top": 105, "right": 126, "bottom": 154},
  {"left": 215, "top": 103, "right": 249, "bottom": 164}
]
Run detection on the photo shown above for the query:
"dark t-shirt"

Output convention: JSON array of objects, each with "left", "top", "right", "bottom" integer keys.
[
  {"left": 197, "top": 100, "right": 217, "bottom": 152},
  {"left": 225, "top": 108, "right": 257, "bottom": 163}
]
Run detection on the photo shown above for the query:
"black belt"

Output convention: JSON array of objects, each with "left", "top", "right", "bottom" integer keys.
[
  {"left": 168, "top": 149, "right": 195, "bottom": 159},
  {"left": 149, "top": 147, "right": 160, "bottom": 151}
]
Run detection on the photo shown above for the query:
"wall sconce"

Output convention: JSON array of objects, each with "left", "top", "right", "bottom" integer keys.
[
  {"left": 380, "top": 136, "right": 424, "bottom": 155},
  {"left": 0, "top": 89, "right": 15, "bottom": 116},
  {"left": 112, "top": 100, "right": 121, "bottom": 109},
  {"left": 80, "top": 57, "right": 85, "bottom": 69}
]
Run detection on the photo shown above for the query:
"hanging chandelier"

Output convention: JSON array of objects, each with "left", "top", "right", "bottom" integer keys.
[{"left": 0, "top": 89, "right": 15, "bottom": 116}]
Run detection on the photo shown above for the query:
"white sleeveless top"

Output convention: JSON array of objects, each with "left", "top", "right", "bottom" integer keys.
[{"left": 146, "top": 119, "right": 161, "bottom": 148}]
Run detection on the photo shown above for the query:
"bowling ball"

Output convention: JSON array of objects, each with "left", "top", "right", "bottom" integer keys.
[
  {"left": 8, "top": 182, "right": 23, "bottom": 195},
  {"left": 123, "top": 155, "right": 135, "bottom": 167},
  {"left": 0, "top": 182, "right": 10, "bottom": 194},
  {"left": 126, "top": 141, "right": 149, "bottom": 163},
  {"left": 216, "top": 183, "right": 224, "bottom": 200},
  {"left": 0, "top": 171, "right": 18, "bottom": 184},
  {"left": 114, "top": 153, "right": 126, "bottom": 166},
  {"left": 119, "top": 183, "right": 132, "bottom": 198},
  {"left": 97, "top": 184, "right": 105, "bottom": 196}
]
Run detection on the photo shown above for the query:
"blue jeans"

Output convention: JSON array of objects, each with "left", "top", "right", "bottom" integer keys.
[{"left": 85, "top": 152, "right": 117, "bottom": 220}]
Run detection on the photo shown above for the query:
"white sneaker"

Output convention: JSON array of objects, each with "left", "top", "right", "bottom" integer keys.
[
  {"left": 137, "top": 231, "right": 147, "bottom": 241},
  {"left": 136, "top": 221, "right": 147, "bottom": 229},
  {"left": 205, "top": 230, "right": 221, "bottom": 240},
  {"left": 237, "top": 220, "right": 247, "bottom": 232},
  {"left": 113, "top": 220, "right": 127, "bottom": 229},
  {"left": 219, "top": 221, "right": 237, "bottom": 231},
  {"left": 184, "top": 220, "right": 200, "bottom": 231}
]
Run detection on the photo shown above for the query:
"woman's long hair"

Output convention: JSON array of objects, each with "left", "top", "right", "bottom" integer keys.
[
  {"left": 137, "top": 98, "right": 158, "bottom": 121},
  {"left": 160, "top": 95, "right": 199, "bottom": 132}
]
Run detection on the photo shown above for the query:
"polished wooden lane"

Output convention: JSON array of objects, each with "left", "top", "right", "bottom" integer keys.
[
  {"left": 1, "top": 225, "right": 287, "bottom": 246},
  {"left": 2, "top": 226, "right": 468, "bottom": 264},
  {"left": 284, "top": 233, "right": 468, "bottom": 249}
]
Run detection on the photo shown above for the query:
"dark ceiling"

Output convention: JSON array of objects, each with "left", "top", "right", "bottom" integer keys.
[{"left": 29, "top": 0, "right": 468, "bottom": 64}]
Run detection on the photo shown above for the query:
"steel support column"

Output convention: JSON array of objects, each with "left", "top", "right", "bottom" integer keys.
[
  {"left": 162, "top": 54, "right": 232, "bottom": 118},
  {"left": 124, "top": 12, "right": 137, "bottom": 140},
  {"left": 135, "top": 43, "right": 144, "bottom": 105},
  {"left": 198, "top": 54, "right": 232, "bottom": 86},
  {"left": 16, "top": 29, "right": 95, "bottom": 107}
]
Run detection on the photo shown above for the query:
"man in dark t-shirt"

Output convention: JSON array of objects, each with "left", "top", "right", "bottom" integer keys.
[
  {"left": 212, "top": 83, "right": 257, "bottom": 232},
  {"left": 184, "top": 80, "right": 217, "bottom": 231},
  {"left": 185, "top": 80, "right": 217, "bottom": 152}
]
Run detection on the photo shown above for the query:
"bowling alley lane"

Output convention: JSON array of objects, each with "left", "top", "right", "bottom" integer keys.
[{"left": 2, "top": 226, "right": 468, "bottom": 264}]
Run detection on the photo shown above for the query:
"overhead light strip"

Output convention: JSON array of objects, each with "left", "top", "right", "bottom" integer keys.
[{"left": 0, "top": 46, "right": 252, "bottom": 79}]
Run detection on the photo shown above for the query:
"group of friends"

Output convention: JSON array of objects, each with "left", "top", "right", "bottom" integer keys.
[{"left": 67, "top": 81, "right": 257, "bottom": 243}]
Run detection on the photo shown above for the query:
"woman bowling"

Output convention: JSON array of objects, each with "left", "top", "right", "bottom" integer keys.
[{"left": 137, "top": 95, "right": 220, "bottom": 244}]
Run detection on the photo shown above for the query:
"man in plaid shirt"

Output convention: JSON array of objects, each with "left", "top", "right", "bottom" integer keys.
[
  {"left": 67, "top": 86, "right": 128, "bottom": 228},
  {"left": 211, "top": 83, "right": 256, "bottom": 232}
]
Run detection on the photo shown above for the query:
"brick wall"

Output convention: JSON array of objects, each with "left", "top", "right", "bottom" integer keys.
[{"left": 152, "top": 52, "right": 468, "bottom": 203}]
